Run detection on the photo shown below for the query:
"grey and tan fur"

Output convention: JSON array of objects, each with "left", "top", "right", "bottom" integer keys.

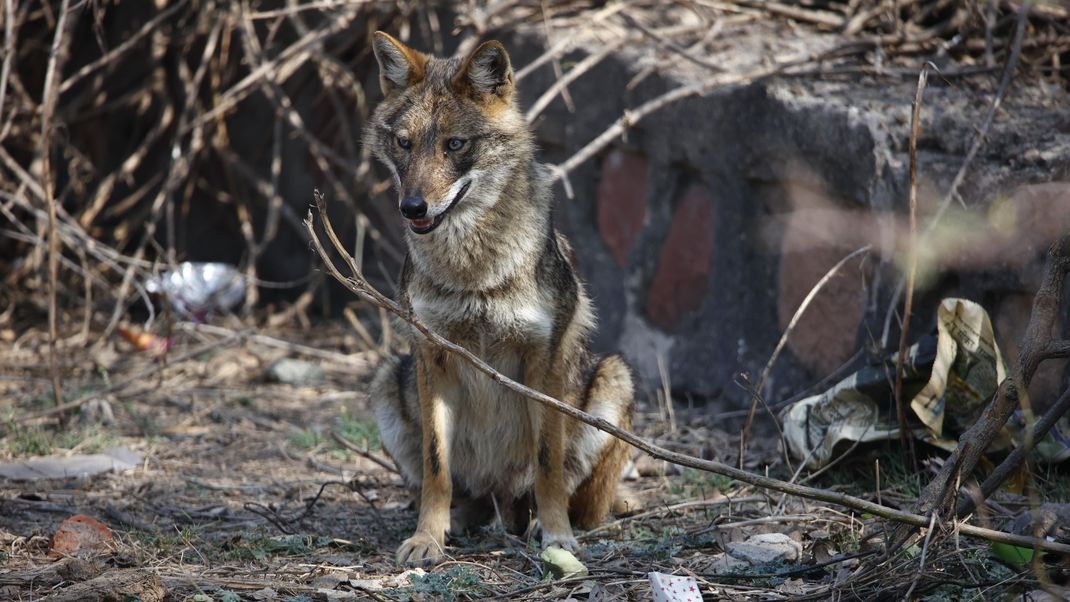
[{"left": 365, "top": 32, "right": 635, "bottom": 565}]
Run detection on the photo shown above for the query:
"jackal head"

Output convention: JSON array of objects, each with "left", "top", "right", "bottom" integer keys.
[{"left": 365, "top": 32, "right": 532, "bottom": 236}]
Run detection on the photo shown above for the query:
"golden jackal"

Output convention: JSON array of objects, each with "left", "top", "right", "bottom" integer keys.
[{"left": 365, "top": 32, "right": 635, "bottom": 565}]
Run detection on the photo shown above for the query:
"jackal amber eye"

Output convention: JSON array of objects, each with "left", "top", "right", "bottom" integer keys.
[
  {"left": 396, "top": 135, "right": 411, "bottom": 150},
  {"left": 445, "top": 137, "right": 465, "bottom": 152}
]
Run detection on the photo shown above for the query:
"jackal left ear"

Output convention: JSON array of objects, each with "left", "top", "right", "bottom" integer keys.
[
  {"left": 454, "top": 40, "right": 514, "bottom": 100},
  {"left": 372, "top": 31, "right": 428, "bottom": 95}
]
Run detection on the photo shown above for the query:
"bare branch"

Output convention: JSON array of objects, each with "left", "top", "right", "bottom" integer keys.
[
  {"left": 958, "top": 386, "right": 1070, "bottom": 517},
  {"left": 41, "top": 0, "right": 76, "bottom": 408},
  {"left": 1044, "top": 340, "right": 1070, "bottom": 360},
  {"left": 899, "top": 233, "right": 1070, "bottom": 547},
  {"left": 739, "top": 245, "right": 872, "bottom": 467},
  {"left": 303, "top": 194, "right": 1070, "bottom": 557},
  {"left": 58, "top": 0, "right": 190, "bottom": 94}
]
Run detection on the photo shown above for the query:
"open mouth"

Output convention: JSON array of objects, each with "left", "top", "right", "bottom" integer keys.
[{"left": 408, "top": 181, "right": 471, "bottom": 235}]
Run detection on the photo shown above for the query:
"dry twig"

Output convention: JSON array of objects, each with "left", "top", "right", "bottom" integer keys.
[
  {"left": 40, "top": 0, "right": 75, "bottom": 409},
  {"left": 739, "top": 245, "right": 872, "bottom": 467},
  {"left": 894, "top": 63, "right": 930, "bottom": 470}
]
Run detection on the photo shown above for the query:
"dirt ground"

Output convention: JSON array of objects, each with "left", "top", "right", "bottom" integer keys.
[{"left": 0, "top": 321, "right": 1059, "bottom": 601}]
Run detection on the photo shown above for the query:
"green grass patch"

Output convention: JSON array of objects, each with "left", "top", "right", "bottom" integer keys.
[
  {"left": 389, "top": 567, "right": 487, "bottom": 602},
  {"left": 1, "top": 423, "right": 117, "bottom": 457},
  {"left": 288, "top": 429, "right": 322, "bottom": 449},
  {"left": 1035, "top": 463, "right": 1070, "bottom": 503},
  {"left": 335, "top": 410, "right": 379, "bottom": 450},
  {"left": 128, "top": 526, "right": 205, "bottom": 561},
  {"left": 4, "top": 426, "right": 54, "bottom": 456},
  {"left": 291, "top": 410, "right": 382, "bottom": 460},
  {"left": 221, "top": 533, "right": 332, "bottom": 563},
  {"left": 670, "top": 467, "right": 737, "bottom": 497}
]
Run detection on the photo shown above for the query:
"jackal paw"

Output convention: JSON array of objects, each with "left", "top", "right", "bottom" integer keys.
[
  {"left": 396, "top": 531, "right": 444, "bottom": 566},
  {"left": 540, "top": 530, "right": 579, "bottom": 552}
]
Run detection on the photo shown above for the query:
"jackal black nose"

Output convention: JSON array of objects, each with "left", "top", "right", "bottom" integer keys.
[{"left": 399, "top": 196, "right": 427, "bottom": 219}]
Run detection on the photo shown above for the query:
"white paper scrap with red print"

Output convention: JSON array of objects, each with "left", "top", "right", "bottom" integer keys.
[{"left": 648, "top": 572, "right": 702, "bottom": 602}]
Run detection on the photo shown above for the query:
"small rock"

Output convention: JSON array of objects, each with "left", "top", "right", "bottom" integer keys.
[
  {"left": 266, "top": 358, "right": 325, "bottom": 387},
  {"left": 726, "top": 532, "right": 802, "bottom": 564},
  {"left": 251, "top": 587, "right": 279, "bottom": 600},
  {"left": 0, "top": 447, "right": 141, "bottom": 481},
  {"left": 49, "top": 515, "right": 115, "bottom": 559},
  {"left": 310, "top": 573, "right": 345, "bottom": 589}
]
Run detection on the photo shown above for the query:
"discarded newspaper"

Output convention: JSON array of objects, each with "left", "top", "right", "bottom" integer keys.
[{"left": 783, "top": 298, "right": 1069, "bottom": 468}]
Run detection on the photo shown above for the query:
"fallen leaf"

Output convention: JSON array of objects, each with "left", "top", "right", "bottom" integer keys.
[
  {"left": 540, "top": 546, "right": 588, "bottom": 579},
  {"left": 117, "top": 325, "right": 172, "bottom": 355},
  {"left": 990, "top": 542, "right": 1034, "bottom": 567}
]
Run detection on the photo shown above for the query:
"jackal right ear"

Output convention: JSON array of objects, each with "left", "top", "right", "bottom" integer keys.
[
  {"left": 371, "top": 31, "right": 427, "bottom": 95},
  {"left": 453, "top": 40, "right": 514, "bottom": 101}
]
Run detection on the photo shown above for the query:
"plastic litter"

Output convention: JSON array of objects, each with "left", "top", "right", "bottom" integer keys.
[
  {"left": 648, "top": 572, "right": 701, "bottom": 602},
  {"left": 145, "top": 262, "right": 245, "bottom": 321}
]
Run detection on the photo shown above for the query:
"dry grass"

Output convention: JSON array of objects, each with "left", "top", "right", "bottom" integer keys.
[
  {"left": 0, "top": 322, "right": 1045, "bottom": 600},
  {"left": 2, "top": 1, "right": 1069, "bottom": 600}
]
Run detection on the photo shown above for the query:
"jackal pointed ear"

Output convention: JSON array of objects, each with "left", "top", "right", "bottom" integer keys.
[
  {"left": 372, "top": 31, "right": 428, "bottom": 95},
  {"left": 453, "top": 40, "right": 514, "bottom": 100}
]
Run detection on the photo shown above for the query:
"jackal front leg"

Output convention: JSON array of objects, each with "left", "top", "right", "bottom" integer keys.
[
  {"left": 528, "top": 355, "right": 577, "bottom": 551},
  {"left": 396, "top": 347, "right": 452, "bottom": 565}
]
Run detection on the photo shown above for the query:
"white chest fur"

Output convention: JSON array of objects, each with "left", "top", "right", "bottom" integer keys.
[{"left": 410, "top": 289, "right": 553, "bottom": 345}]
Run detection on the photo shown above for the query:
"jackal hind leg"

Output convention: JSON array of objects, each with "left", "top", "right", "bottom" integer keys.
[{"left": 568, "top": 354, "right": 636, "bottom": 530}]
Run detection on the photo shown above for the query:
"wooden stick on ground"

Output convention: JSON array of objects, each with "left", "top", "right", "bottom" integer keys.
[{"left": 304, "top": 192, "right": 1070, "bottom": 556}]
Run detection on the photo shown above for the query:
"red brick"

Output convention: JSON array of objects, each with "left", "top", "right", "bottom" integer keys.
[
  {"left": 597, "top": 151, "right": 648, "bottom": 266},
  {"left": 777, "top": 211, "right": 869, "bottom": 376},
  {"left": 646, "top": 184, "right": 714, "bottom": 329}
]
